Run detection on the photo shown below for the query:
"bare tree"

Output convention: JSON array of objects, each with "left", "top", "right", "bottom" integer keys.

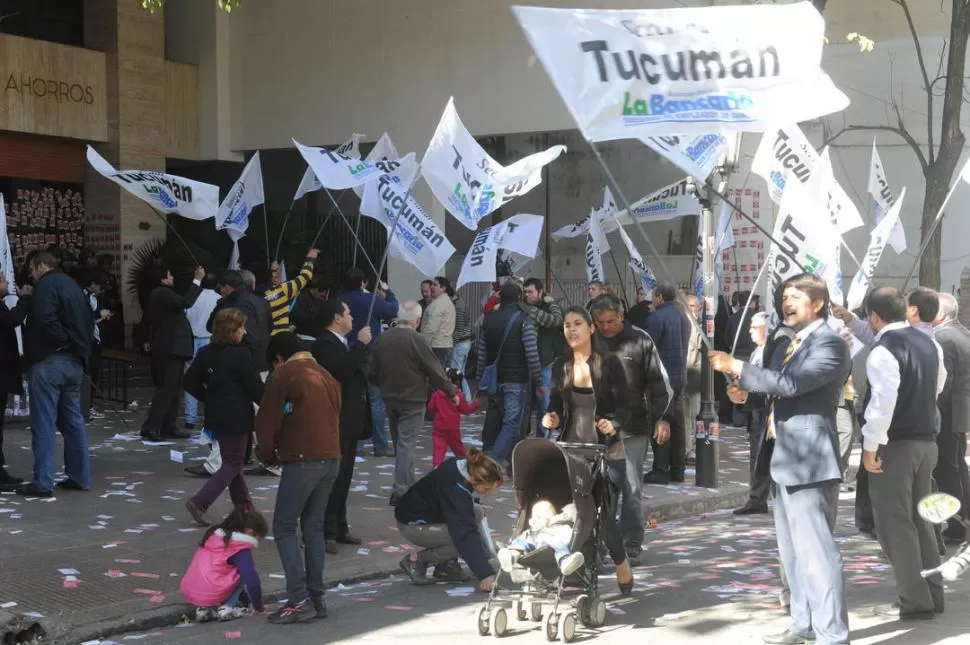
[{"left": 825, "top": 0, "right": 970, "bottom": 289}]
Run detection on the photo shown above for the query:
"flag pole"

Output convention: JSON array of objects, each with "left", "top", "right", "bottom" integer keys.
[
  {"left": 150, "top": 208, "right": 201, "bottom": 266},
  {"left": 261, "top": 203, "right": 271, "bottom": 264},
  {"left": 902, "top": 178, "right": 964, "bottom": 290},
  {"left": 365, "top": 167, "right": 422, "bottom": 324},
  {"left": 308, "top": 213, "right": 335, "bottom": 249},
  {"left": 730, "top": 258, "right": 771, "bottom": 355},
  {"left": 273, "top": 197, "right": 299, "bottom": 260},
  {"left": 323, "top": 187, "right": 380, "bottom": 276}
]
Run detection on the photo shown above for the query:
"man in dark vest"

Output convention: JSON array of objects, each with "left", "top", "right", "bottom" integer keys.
[{"left": 862, "top": 286, "right": 947, "bottom": 620}]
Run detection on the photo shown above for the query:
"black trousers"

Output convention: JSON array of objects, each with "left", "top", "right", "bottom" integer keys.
[
  {"left": 81, "top": 341, "right": 102, "bottom": 414},
  {"left": 142, "top": 356, "right": 186, "bottom": 435},
  {"left": 325, "top": 435, "right": 359, "bottom": 539},
  {"left": 747, "top": 410, "right": 770, "bottom": 506},
  {"left": 649, "top": 388, "right": 686, "bottom": 477},
  {"left": 0, "top": 393, "right": 7, "bottom": 469},
  {"left": 934, "top": 430, "right": 970, "bottom": 539}
]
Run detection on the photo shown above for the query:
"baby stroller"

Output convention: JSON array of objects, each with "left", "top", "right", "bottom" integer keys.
[{"left": 477, "top": 438, "right": 611, "bottom": 642}]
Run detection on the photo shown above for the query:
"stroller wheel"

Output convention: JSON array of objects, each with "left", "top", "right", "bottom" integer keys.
[
  {"left": 530, "top": 601, "right": 543, "bottom": 622},
  {"left": 575, "top": 595, "right": 590, "bottom": 627},
  {"left": 544, "top": 612, "right": 559, "bottom": 642},
  {"left": 589, "top": 596, "right": 607, "bottom": 628},
  {"left": 490, "top": 607, "right": 509, "bottom": 638},
  {"left": 477, "top": 606, "right": 490, "bottom": 636},
  {"left": 516, "top": 601, "right": 527, "bottom": 622},
  {"left": 559, "top": 612, "right": 578, "bottom": 643}
]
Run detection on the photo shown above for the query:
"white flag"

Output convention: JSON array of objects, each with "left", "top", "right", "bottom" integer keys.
[
  {"left": 617, "top": 225, "right": 656, "bottom": 294},
  {"left": 422, "top": 98, "right": 565, "bottom": 230},
  {"left": 355, "top": 133, "right": 409, "bottom": 199},
  {"left": 585, "top": 209, "right": 609, "bottom": 283},
  {"left": 228, "top": 242, "right": 241, "bottom": 270},
  {"left": 360, "top": 174, "right": 454, "bottom": 277},
  {"left": 457, "top": 214, "right": 544, "bottom": 289},
  {"left": 752, "top": 125, "right": 863, "bottom": 234},
  {"left": 847, "top": 187, "right": 907, "bottom": 311},
  {"left": 0, "top": 195, "right": 14, "bottom": 293},
  {"left": 87, "top": 146, "right": 219, "bottom": 221},
  {"left": 512, "top": 3, "right": 849, "bottom": 141},
  {"left": 552, "top": 207, "right": 621, "bottom": 240},
  {"left": 623, "top": 178, "right": 700, "bottom": 225},
  {"left": 868, "top": 140, "right": 907, "bottom": 253},
  {"left": 641, "top": 134, "right": 731, "bottom": 183},
  {"left": 216, "top": 152, "right": 265, "bottom": 239},
  {"left": 293, "top": 133, "right": 366, "bottom": 201},
  {"left": 294, "top": 139, "right": 416, "bottom": 191}
]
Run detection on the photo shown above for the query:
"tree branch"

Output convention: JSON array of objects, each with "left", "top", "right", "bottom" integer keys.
[
  {"left": 824, "top": 124, "right": 929, "bottom": 172},
  {"left": 891, "top": 0, "right": 935, "bottom": 163}
]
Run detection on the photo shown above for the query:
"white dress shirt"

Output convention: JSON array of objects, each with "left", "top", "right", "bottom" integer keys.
[
  {"left": 861, "top": 321, "right": 947, "bottom": 451},
  {"left": 186, "top": 286, "right": 219, "bottom": 339},
  {"left": 329, "top": 329, "right": 348, "bottom": 348}
]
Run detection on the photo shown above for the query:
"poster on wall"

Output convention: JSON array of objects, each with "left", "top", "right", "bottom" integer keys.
[
  {"left": 718, "top": 187, "right": 766, "bottom": 296},
  {"left": 5, "top": 183, "right": 87, "bottom": 270}
]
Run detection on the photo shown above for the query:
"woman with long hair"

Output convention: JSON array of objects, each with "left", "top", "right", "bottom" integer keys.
[
  {"left": 183, "top": 308, "right": 265, "bottom": 526},
  {"left": 542, "top": 306, "right": 634, "bottom": 595}
]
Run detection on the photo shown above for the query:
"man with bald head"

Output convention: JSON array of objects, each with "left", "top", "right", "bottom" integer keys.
[
  {"left": 369, "top": 300, "right": 455, "bottom": 505},
  {"left": 932, "top": 292, "right": 970, "bottom": 543},
  {"left": 862, "top": 286, "right": 947, "bottom": 619}
]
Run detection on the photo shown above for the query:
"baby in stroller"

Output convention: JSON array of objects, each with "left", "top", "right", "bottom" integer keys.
[{"left": 497, "top": 500, "right": 585, "bottom": 576}]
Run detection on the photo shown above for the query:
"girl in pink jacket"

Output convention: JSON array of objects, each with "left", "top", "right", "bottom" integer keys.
[{"left": 181, "top": 507, "right": 268, "bottom": 622}]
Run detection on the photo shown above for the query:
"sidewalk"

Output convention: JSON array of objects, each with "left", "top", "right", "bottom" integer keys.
[{"left": 0, "top": 397, "right": 750, "bottom": 644}]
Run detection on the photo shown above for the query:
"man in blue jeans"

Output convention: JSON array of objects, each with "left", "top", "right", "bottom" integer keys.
[
  {"left": 17, "top": 251, "right": 94, "bottom": 497},
  {"left": 476, "top": 282, "right": 542, "bottom": 467},
  {"left": 520, "top": 279, "right": 564, "bottom": 438},
  {"left": 256, "top": 332, "right": 343, "bottom": 623}
]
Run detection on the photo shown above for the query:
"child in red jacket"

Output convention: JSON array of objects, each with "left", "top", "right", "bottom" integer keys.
[{"left": 428, "top": 369, "right": 479, "bottom": 468}]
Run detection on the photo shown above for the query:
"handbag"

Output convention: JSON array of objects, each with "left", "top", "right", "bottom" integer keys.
[{"left": 478, "top": 312, "right": 522, "bottom": 396}]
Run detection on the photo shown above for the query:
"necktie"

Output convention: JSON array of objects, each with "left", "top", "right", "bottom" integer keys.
[{"left": 766, "top": 337, "right": 801, "bottom": 440}]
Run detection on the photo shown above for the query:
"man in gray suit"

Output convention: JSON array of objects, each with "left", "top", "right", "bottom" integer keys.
[
  {"left": 710, "top": 273, "right": 850, "bottom": 645},
  {"left": 932, "top": 293, "right": 970, "bottom": 543}
]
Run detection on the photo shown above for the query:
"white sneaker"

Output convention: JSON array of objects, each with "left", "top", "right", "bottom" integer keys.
[
  {"left": 89, "top": 408, "right": 106, "bottom": 420},
  {"left": 217, "top": 605, "right": 249, "bottom": 621},
  {"left": 558, "top": 552, "right": 585, "bottom": 576},
  {"left": 195, "top": 606, "right": 217, "bottom": 623},
  {"left": 497, "top": 548, "right": 519, "bottom": 572}
]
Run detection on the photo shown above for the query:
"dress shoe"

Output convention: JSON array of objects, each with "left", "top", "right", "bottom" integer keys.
[
  {"left": 325, "top": 539, "right": 339, "bottom": 554},
  {"left": 184, "top": 465, "right": 211, "bottom": 478},
  {"left": 643, "top": 470, "right": 670, "bottom": 485},
  {"left": 0, "top": 469, "right": 23, "bottom": 490},
  {"left": 140, "top": 429, "right": 161, "bottom": 441},
  {"left": 733, "top": 502, "right": 770, "bottom": 515},
  {"left": 877, "top": 603, "right": 935, "bottom": 620},
  {"left": 389, "top": 493, "right": 400, "bottom": 507},
  {"left": 14, "top": 483, "right": 52, "bottom": 498},
  {"left": 337, "top": 533, "right": 362, "bottom": 545},
  {"left": 162, "top": 429, "right": 191, "bottom": 440},
  {"left": 185, "top": 499, "right": 211, "bottom": 526},
  {"left": 55, "top": 479, "right": 89, "bottom": 491},
  {"left": 311, "top": 597, "right": 328, "bottom": 620},
  {"left": 763, "top": 630, "right": 815, "bottom": 644}
]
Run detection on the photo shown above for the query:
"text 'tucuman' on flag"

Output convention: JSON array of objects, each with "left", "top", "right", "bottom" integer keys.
[{"left": 511, "top": 2, "right": 849, "bottom": 140}]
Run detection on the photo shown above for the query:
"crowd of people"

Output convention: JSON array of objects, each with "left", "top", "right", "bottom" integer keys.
[{"left": 2, "top": 243, "right": 968, "bottom": 637}]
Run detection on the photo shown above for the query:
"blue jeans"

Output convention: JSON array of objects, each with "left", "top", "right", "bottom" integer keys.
[
  {"left": 184, "top": 337, "right": 210, "bottom": 424},
  {"left": 534, "top": 365, "right": 553, "bottom": 438},
  {"left": 487, "top": 382, "right": 530, "bottom": 464},
  {"left": 367, "top": 384, "right": 390, "bottom": 455},
  {"left": 620, "top": 435, "right": 650, "bottom": 552},
  {"left": 29, "top": 354, "right": 90, "bottom": 491},
  {"left": 274, "top": 459, "right": 340, "bottom": 604},
  {"left": 450, "top": 339, "right": 473, "bottom": 401}
]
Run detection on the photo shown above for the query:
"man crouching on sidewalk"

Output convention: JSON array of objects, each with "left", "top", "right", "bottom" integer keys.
[{"left": 255, "top": 332, "right": 342, "bottom": 624}]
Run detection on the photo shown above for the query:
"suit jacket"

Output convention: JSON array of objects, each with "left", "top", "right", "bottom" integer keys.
[
  {"left": 311, "top": 330, "right": 372, "bottom": 441},
  {"left": 208, "top": 287, "right": 270, "bottom": 371},
  {"left": 934, "top": 321, "right": 970, "bottom": 434},
  {"left": 740, "top": 321, "right": 850, "bottom": 488},
  {"left": 146, "top": 283, "right": 201, "bottom": 359},
  {"left": 0, "top": 296, "right": 30, "bottom": 394}
]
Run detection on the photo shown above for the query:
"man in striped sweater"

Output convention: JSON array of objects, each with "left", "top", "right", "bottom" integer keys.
[{"left": 260, "top": 249, "right": 319, "bottom": 335}]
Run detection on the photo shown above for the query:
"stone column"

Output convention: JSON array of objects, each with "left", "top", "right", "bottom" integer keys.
[{"left": 84, "top": 1, "right": 168, "bottom": 334}]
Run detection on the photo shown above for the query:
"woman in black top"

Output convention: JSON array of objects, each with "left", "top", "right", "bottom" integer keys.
[
  {"left": 184, "top": 308, "right": 265, "bottom": 526},
  {"left": 542, "top": 306, "right": 633, "bottom": 595}
]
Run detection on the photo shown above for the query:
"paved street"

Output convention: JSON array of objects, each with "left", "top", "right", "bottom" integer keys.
[
  {"left": 0, "top": 391, "right": 750, "bottom": 644},
  {"left": 93, "top": 497, "right": 970, "bottom": 645}
]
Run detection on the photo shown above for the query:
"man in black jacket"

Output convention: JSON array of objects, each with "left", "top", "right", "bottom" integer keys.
[
  {"left": 0, "top": 274, "right": 31, "bottom": 489},
  {"left": 141, "top": 264, "right": 205, "bottom": 441},
  {"left": 591, "top": 294, "right": 672, "bottom": 564},
  {"left": 208, "top": 270, "right": 269, "bottom": 373},
  {"left": 18, "top": 252, "right": 94, "bottom": 496},
  {"left": 311, "top": 299, "right": 372, "bottom": 554},
  {"left": 932, "top": 293, "right": 970, "bottom": 542}
]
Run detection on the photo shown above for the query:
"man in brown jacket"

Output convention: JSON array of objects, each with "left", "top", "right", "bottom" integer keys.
[
  {"left": 369, "top": 300, "right": 455, "bottom": 505},
  {"left": 256, "top": 332, "right": 341, "bottom": 624}
]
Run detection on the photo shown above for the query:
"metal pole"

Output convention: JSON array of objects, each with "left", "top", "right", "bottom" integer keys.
[
  {"left": 273, "top": 196, "right": 299, "bottom": 260},
  {"left": 903, "top": 178, "right": 963, "bottom": 290},
  {"left": 352, "top": 214, "right": 363, "bottom": 266},
  {"left": 323, "top": 188, "right": 380, "bottom": 276},
  {"left": 695, "top": 185, "right": 719, "bottom": 489},
  {"left": 261, "top": 203, "right": 271, "bottom": 265},
  {"left": 308, "top": 213, "right": 334, "bottom": 248},
  {"left": 544, "top": 166, "right": 552, "bottom": 295}
]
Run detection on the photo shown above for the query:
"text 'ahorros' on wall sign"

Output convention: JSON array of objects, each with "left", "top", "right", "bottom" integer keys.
[{"left": 0, "top": 34, "right": 107, "bottom": 142}]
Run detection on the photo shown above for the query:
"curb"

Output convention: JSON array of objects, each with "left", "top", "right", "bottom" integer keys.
[
  {"left": 54, "top": 486, "right": 748, "bottom": 644},
  {"left": 55, "top": 567, "right": 401, "bottom": 645}
]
